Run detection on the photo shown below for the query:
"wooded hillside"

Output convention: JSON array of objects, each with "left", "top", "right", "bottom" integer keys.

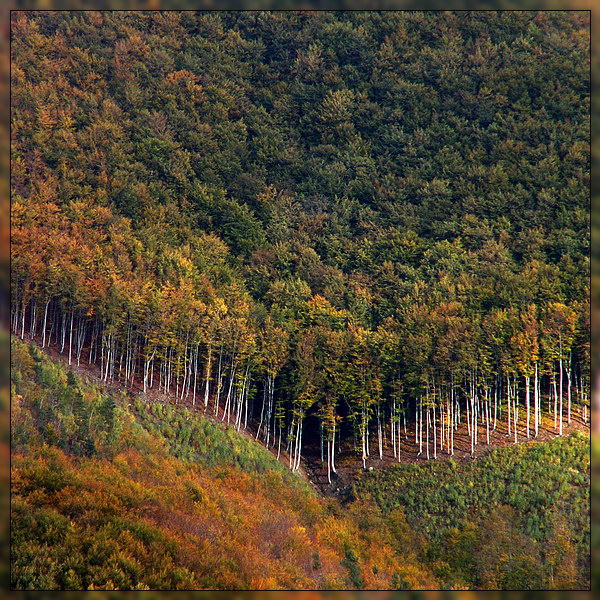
[
  {"left": 11, "top": 339, "right": 590, "bottom": 589},
  {"left": 11, "top": 11, "right": 590, "bottom": 474}
]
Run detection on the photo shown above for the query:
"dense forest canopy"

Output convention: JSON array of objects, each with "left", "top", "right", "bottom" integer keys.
[{"left": 11, "top": 11, "right": 590, "bottom": 474}]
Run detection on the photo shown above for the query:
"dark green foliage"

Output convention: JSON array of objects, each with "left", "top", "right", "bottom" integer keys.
[
  {"left": 391, "top": 572, "right": 412, "bottom": 590},
  {"left": 11, "top": 494, "right": 197, "bottom": 590},
  {"left": 12, "top": 11, "right": 589, "bottom": 310},
  {"left": 341, "top": 543, "right": 363, "bottom": 589},
  {"left": 12, "top": 342, "right": 110, "bottom": 457}
]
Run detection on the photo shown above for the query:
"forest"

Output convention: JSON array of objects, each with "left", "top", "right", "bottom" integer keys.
[{"left": 11, "top": 12, "right": 590, "bottom": 479}]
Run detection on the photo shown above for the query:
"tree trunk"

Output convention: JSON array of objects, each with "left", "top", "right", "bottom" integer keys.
[
  {"left": 432, "top": 404, "right": 437, "bottom": 460},
  {"left": 332, "top": 422, "right": 337, "bottom": 474},
  {"left": 41, "top": 299, "right": 49, "bottom": 348},
  {"left": 377, "top": 405, "right": 383, "bottom": 460},
  {"left": 525, "top": 375, "right": 530, "bottom": 439},
  {"left": 493, "top": 382, "right": 498, "bottom": 431},
  {"left": 553, "top": 370, "right": 558, "bottom": 429},
  {"left": 257, "top": 376, "right": 267, "bottom": 441},
  {"left": 391, "top": 400, "right": 396, "bottom": 459},
  {"left": 534, "top": 363, "right": 539, "bottom": 437},
  {"left": 426, "top": 406, "right": 430, "bottom": 460},
  {"left": 362, "top": 405, "right": 367, "bottom": 469},
  {"left": 397, "top": 410, "right": 401, "bottom": 462},
  {"left": 485, "top": 389, "right": 490, "bottom": 445},
  {"left": 204, "top": 343, "right": 212, "bottom": 408},
  {"left": 507, "top": 376, "right": 511, "bottom": 437},
  {"left": 327, "top": 432, "right": 331, "bottom": 484},
  {"left": 214, "top": 343, "right": 223, "bottom": 416},
  {"left": 559, "top": 354, "right": 563, "bottom": 436},
  {"left": 567, "top": 359, "right": 572, "bottom": 425},
  {"left": 513, "top": 376, "right": 518, "bottom": 444}
]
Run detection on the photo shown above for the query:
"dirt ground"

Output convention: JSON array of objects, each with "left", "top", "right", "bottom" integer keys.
[{"left": 17, "top": 334, "right": 590, "bottom": 498}]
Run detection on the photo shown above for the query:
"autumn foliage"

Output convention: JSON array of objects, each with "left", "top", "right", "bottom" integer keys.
[
  {"left": 11, "top": 11, "right": 590, "bottom": 472},
  {"left": 11, "top": 339, "right": 436, "bottom": 590}
]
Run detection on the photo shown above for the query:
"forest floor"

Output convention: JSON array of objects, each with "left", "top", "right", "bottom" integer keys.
[
  {"left": 16, "top": 334, "right": 590, "bottom": 499},
  {"left": 303, "top": 408, "right": 590, "bottom": 499}
]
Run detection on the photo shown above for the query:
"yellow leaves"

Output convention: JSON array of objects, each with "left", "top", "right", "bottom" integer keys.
[
  {"left": 394, "top": 563, "right": 439, "bottom": 591},
  {"left": 12, "top": 195, "right": 61, "bottom": 226},
  {"left": 37, "top": 106, "right": 57, "bottom": 131},
  {"left": 291, "top": 524, "right": 307, "bottom": 537},
  {"left": 122, "top": 34, "right": 150, "bottom": 58},
  {"left": 10, "top": 201, "right": 27, "bottom": 228},
  {"left": 260, "top": 316, "right": 290, "bottom": 373},
  {"left": 320, "top": 89, "right": 354, "bottom": 123},
  {"left": 542, "top": 302, "right": 578, "bottom": 356},
  {"left": 212, "top": 297, "right": 228, "bottom": 319},
  {"left": 249, "top": 577, "right": 275, "bottom": 589},
  {"left": 307, "top": 294, "right": 350, "bottom": 328},
  {"left": 58, "top": 110, "right": 74, "bottom": 130},
  {"left": 164, "top": 70, "right": 205, "bottom": 103},
  {"left": 165, "top": 70, "right": 200, "bottom": 87},
  {"left": 316, "top": 513, "right": 350, "bottom": 549},
  {"left": 12, "top": 378, "right": 443, "bottom": 591},
  {"left": 176, "top": 256, "right": 195, "bottom": 279}
]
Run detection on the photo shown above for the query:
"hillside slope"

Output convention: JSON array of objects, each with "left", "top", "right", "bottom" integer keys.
[
  {"left": 11, "top": 339, "right": 590, "bottom": 590},
  {"left": 355, "top": 431, "right": 590, "bottom": 589},
  {"left": 11, "top": 339, "right": 435, "bottom": 590}
]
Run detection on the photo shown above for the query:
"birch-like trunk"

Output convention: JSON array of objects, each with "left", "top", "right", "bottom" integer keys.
[
  {"left": 534, "top": 363, "right": 539, "bottom": 437},
  {"left": 567, "top": 358, "right": 572, "bottom": 425},
  {"left": 559, "top": 353, "right": 563, "bottom": 436},
  {"left": 41, "top": 299, "right": 49, "bottom": 348},
  {"left": 525, "top": 375, "right": 530, "bottom": 438}
]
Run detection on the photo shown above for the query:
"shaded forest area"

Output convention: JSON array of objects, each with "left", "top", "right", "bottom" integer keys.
[{"left": 11, "top": 12, "right": 590, "bottom": 476}]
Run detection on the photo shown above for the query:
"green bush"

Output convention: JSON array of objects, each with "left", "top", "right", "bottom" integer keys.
[{"left": 354, "top": 433, "right": 590, "bottom": 589}]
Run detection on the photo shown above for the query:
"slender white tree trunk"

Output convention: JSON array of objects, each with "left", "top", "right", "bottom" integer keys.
[
  {"left": 397, "top": 412, "right": 401, "bottom": 462},
  {"left": 485, "top": 389, "right": 490, "bottom": 444},
  {"left": 493, "top": 383, "right": 497, "bottom": 431},
  {"left": 553, "top": 370, "right": 558, "bottom": 429},
  {"left": 327, "top": 434, "right": 331, "bottom": 484},
  {"left": 433, "top": 404, "right": 438, "bottom": 459},
  {"left": 426, "top": 407, "right": 430, "bottom": 460},
  {"left": 534, "top": 363, "right": 539, "bottom": 437},
  {"left": 377, "top": 406, "right": 383, "bottom": 460},
  {"left": 41, "top": 299, "right": 49, "bottom": 348},
  {"left": 332, "top": 423, "right": 337, "bottom": 474},
  {"left": 559, "top": 354, "right": 563, "bottom": 436},
  {"left": 525, "top": 375, "right": 530, "bottom": 438},
  {"left": 391, "top": 400, "right": 396, "bottom": 458},
  {"left": 507, "top": 376, "right": 511, "bottom": 436},
  {"left": 20, "top": 299, "right": 26, "bottom": 339},
  {"left": 513, "top": 376, "right": 518, "bottom": 444},
  {"left": 567, "top": 360, "right": 572, "bottom": 425}
]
